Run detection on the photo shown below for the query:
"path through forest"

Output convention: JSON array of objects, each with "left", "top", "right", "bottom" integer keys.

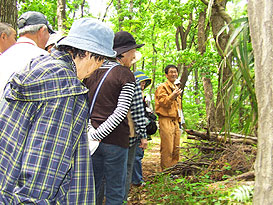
[
  {"left": 128, "top": 137, "right": 161, "bottom": 204},
  {"left": 142, "top": 138, "right": 161, "bottom": 178}
]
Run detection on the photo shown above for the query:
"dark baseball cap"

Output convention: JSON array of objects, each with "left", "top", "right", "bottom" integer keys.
[
  {"left": 18, "top": 11, "right": 55, "bottom": 34},
  {"left": 113, "top": 31, "right": 144, "bottom": 56}
]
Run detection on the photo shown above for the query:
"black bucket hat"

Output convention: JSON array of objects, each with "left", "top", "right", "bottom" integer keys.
[
  {"left": 113, "top": 31, "right": 144, "bottom": 56},
  {"left": 18, "top": 11, "right": 55, "bottom": 34}
]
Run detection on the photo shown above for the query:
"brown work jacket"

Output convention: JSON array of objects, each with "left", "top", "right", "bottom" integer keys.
[{"left": 155, "top": 80, "right": 181, "bottom": 121}]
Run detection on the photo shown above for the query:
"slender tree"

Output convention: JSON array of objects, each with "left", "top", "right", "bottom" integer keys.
[
  {"left": 197, "top": 8, "right": 217, "bottom": 132},
  {"left": 248, "top": 0, "right": 273, "bottom": 204},
  {"left": 57, "top": 0, "right": 66, "bottom": 33},
  {"left": 200, "top": 0, "right": 234, "bottom": 129}
]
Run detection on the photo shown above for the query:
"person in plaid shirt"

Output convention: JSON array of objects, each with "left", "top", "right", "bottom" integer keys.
[{"left": 0, "top": 18, "right": 116, "bottom": 204}]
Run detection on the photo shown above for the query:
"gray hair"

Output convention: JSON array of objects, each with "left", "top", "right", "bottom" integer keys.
[
  {"left": 0, "top": 22, "right": 14, "bottom": 36},
  {"left": 18, "top": 24, "right": 46, "bottom": 36}
]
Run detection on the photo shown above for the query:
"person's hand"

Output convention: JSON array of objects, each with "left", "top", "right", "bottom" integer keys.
[
  {"left": 139, "top": 138, "right": 148, "bottom": 150},
  {"left": 87, "top": 119, "right": 100, "bottom": 141},
  {"left": 171, "top": 88, "right": 182, "bottom": 100}
]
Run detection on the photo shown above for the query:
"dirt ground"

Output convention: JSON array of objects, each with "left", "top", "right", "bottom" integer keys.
[
  {"left": 127, "top": 137, "right": 161, "bottom": 204},
  {"left": 142, "top": 139, "right": 161, "bottom": 179}
]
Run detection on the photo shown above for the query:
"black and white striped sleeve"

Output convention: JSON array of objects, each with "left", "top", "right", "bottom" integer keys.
[{"left": 88, "top": 82, "right": 135, "bottom": 141}]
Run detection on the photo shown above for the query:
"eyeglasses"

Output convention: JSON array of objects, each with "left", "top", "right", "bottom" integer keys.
[{"left": 168, "top": 71, "right": 178, "bottom": 74}]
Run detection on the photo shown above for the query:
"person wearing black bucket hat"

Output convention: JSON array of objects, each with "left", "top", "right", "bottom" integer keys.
[
  {"left": 85, "top": 31, "right": 147, "bottom": 204},
  {"left": 114, "top": 31, "right": 144, "bottom": 56},
  {"left": 114, "top": 31, "right": 144, "bottom": 68},
  {"left": 114, "top": 32, "right": 149, "bottom": 202},
  {"left": 0, "top": 11, "right": 53, "bottom": 96},
  {"left": 0, "top": 18, "right": 116, "bottom": 204}
]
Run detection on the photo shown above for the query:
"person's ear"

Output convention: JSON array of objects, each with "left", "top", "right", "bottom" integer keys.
[
  {"left": 38, "top": 26, "right": 48, "bottom": 36},
  {"left": 89, "top": 54, "right": 103, "bottom": 65},
  {"left": 0, "top": 33, "right": 7, "bottom": 40},
  {"left": 37, "top": 26, "right": 44, "bottom": 37}
]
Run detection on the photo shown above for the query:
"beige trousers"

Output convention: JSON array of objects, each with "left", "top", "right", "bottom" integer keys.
[{"left": 159, "top": 116, "right": 181, "bottom": 170}]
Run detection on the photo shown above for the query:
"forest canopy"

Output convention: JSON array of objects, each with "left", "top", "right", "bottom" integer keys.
[{"left": 3, "top": 0, "right": 251, "bottom": 135}]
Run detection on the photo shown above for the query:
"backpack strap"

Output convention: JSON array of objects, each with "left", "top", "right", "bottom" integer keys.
[{"left": 89, "top": 63, "right": 118, "bottom": 115}]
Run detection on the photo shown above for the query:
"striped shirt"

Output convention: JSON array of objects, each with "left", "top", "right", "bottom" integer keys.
[
  {"left": 0, "top": 49, "right": 95, "bottom": 204},
  {"left": 86, "top": 61, "right": 147, "bottom": 147},
  {"left": 85, "top": 61, "right": 136, "bottom": 148}
]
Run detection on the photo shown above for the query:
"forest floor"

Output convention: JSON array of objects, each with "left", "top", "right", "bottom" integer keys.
[
  {"left": 126, "top": 135, "right": 255, "bottom": 204},
  {"left": 127, "top": 136, "right": 162, "bottom": 204}
]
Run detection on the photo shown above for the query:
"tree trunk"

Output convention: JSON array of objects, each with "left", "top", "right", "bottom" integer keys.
[
  {"left": 102, "top": 0, "right": 114, "bottom": 22},
  {"left": 175, "top": 13, "right": 192, "bottom": 100},
  {"left": 149, "top": 24, "right": 158, "bottom": 110},
  {"left": 198, "top": 9, "right": 216, "bottom": 131},
  {"left": 80, "top": 0, "right": 86, "bottom": 17},
  {"left": 248, "top": 1, "right": 273, "bottom": 204},
  {"left": 210, "top": 0, "right": 232, "bottom": 129},
  {"left": 117, "top": 0, "right": 124, "bottom": 30},
  {"left": 202, "top": 76, "right": 216, "bottom": 131},
  {"left": 57, "top": 0, "right": 66, "bottom": 33},
  {"left": 0, "top": 0, "right": 17, "bottom": 28},
  {"left": 194, "top": 69, "right": 201, "bottom": 105}
]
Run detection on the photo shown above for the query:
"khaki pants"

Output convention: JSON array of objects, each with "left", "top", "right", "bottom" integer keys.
[{"left": 159, "top": 116, "right": 181, "bottom": 170}]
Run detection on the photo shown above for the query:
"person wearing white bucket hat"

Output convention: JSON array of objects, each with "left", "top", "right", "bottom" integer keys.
[{"left": 0, "top": 17, "right": 116, "bottom": 204}]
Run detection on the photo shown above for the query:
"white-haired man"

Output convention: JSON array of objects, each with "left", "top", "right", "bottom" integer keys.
[
  {"left": 0, "top": 22, "right": 16, "bottom": 54},
  {"left": 0, "top": 11, "right": 53, "bottom": 96}
]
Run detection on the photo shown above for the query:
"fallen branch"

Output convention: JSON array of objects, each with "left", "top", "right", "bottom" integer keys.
[
  {"left": 226, "top": 170, "right": 255, "bottom": 182},
  {"left": 216, "top": 136, "right": 256, "bottom": 145},
  {"left": 185, "top": 129, "right": 210, "bottom": 140},
  {"left": 186, "top": 129, "right": 257, "bottom": 145},
  {"left": 187, "top": 134, "right": 256, "bottom": 145},
  {"left": 207, "top": 171, "right": 255, "bottom": 191},
  {"left": 211, "top": 132, "right": 257, "bottom": 141}
]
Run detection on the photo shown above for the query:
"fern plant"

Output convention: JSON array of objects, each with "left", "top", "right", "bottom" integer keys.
[{"left": 230, "top": 185, "right": 254, "bottom": 203}]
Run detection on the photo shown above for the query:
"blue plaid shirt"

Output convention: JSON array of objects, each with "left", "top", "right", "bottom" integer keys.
[
  {"left": 0, "top": 49, "right": 95, "bottom": 204},
  {"left": 129, "top": 78, "right": 147, "bottom": 147}
]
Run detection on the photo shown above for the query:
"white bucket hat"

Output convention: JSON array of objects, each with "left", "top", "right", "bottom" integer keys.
[{"left": 58, "top": 18, "right": 116, "bottom": 58}]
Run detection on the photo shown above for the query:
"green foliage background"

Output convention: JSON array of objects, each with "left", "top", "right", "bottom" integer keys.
[{"left": 17, "top": 0, "right": 252, "bottom": 135}]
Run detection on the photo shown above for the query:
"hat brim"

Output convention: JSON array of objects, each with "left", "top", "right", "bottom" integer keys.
[
  {"left": 131, "top": 51, "right": 142, "bottom": 64},
  {"left": 115, "top": 43, "right": 144, "bottom": 56},
  {"left": 136, "top": 74, "right": 152, "bottom": 89},
  {"left": 58, "top": 36, "right": 116, "bottom": 58},
  {"left": 47, "top": 24, "right": 55, "bottom": 34},
  {"left": 144, "top": 79, "right": 152, "bottom": 89}
]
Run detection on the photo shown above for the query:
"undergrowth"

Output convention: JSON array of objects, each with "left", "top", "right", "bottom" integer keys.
[
  {"left": 130, "top": 134, "right": 254, "bottom": 204},
  {"left": 130, "top": 174, "right": 253, "bottom": 204}
]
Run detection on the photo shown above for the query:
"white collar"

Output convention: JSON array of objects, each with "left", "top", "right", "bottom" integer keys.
[{"left": 16, "top": 37, "right": 37, "bottom": 46}]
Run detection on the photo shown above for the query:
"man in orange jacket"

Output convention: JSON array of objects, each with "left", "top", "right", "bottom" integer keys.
[{"left": 155, "top": 64, "right": 182, "bottom": 170}]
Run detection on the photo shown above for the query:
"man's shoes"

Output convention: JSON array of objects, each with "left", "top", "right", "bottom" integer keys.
[{"left": 132, "top": 181, "right": 146, "bottom": 187}]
